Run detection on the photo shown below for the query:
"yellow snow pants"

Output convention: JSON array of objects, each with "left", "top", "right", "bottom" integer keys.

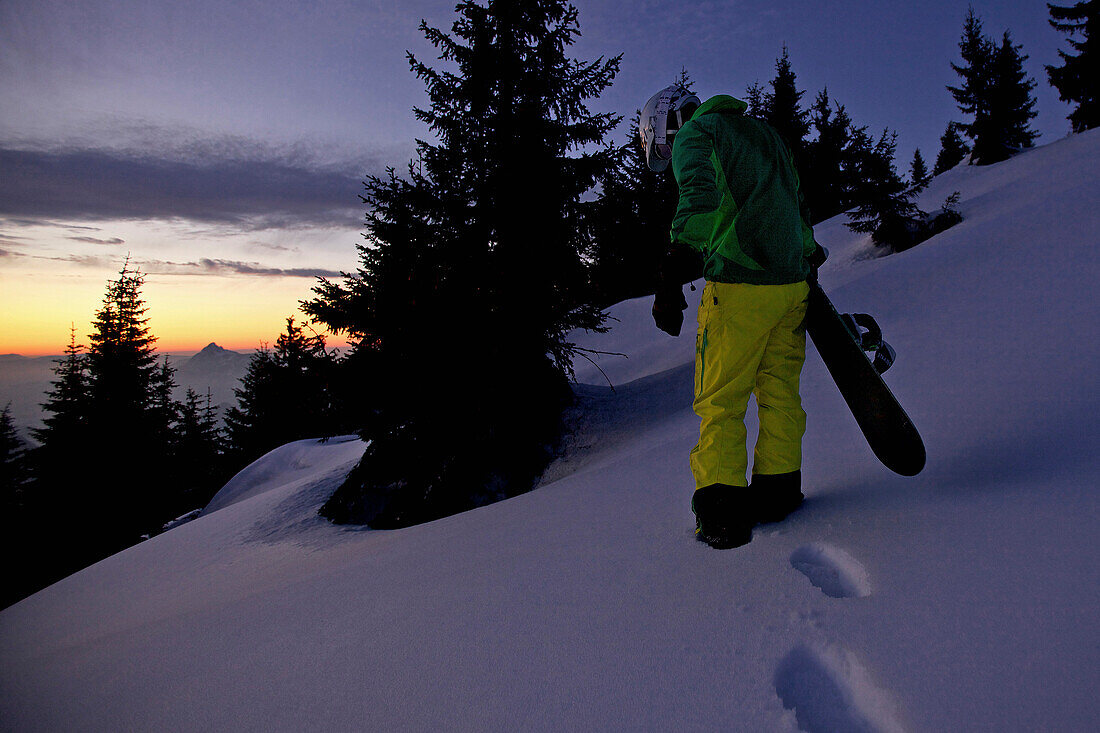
[{"left": 690, "top": 280, "right": 810, "bottom": 489}]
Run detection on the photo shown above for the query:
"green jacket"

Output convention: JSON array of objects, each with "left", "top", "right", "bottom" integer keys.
[{"left": 671, "top": 95, "right": 816, "bottom": 285}]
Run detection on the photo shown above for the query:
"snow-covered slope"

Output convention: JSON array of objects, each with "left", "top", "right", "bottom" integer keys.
[{"left": 3, "top": 131, "right": 1099, "bottom": 732}]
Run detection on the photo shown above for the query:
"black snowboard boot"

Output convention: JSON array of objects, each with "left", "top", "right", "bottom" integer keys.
[
  {"left": 749, "top": 471, "right": 804, "bottom": 524},
  {"left": 691, "top": 484, "right": 754, "bottom": 549}
]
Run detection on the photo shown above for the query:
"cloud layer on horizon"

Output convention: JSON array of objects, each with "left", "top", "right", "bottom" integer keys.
[
  {"left": 0, "top": 142, "right": 372, "bottom": 229},
  {"left": 1, "top": 247, "right": 345, "bottom": 278}
]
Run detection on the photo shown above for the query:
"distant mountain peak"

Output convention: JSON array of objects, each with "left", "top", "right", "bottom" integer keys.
[{"left": 183, "top": 343, "right": 248, "bottom": 372}]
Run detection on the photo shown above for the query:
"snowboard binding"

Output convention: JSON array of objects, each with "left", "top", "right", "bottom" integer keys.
[{"left": 839, "top": 312, "right": 896, "bottom": 375}]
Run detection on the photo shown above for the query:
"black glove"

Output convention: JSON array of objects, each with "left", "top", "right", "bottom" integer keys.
[{"left": 652, "top": 284, "right": 688, "bottom": 337}]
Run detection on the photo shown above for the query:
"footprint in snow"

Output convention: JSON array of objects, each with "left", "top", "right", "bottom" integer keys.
[
  {"left": 790, "top": 543, "right": 871, "bottom": 599},
  {"left": 774, "top": 643, "right": 905, "bottom": 733}
]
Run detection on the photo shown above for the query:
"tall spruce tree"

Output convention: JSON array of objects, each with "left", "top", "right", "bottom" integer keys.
[
  {"left": 1046, "top": 1, "right": 1099, "bottom": 132},
  {"left": 33, "top": 326, "right": 90, "bottom": 456},
  {"left": 762, "top": 47, "right": 810, "bottom": 159},
  {"left": 305, "top": 0, "right": 620, "bottom": 527},
  {"left": 803, "top": 89, "right": 854, "bottom": 222},
  {"left": 29, "top": 325, "right": 96, "bottom": 563},
  {"left": 173, "top": 388, "right": 226, "bottom": 511},
  {"left": 17, "top": 266, "right": 178, "bottom": 604},
  {"left": 589, "top": 70, "right": 694, "bottom": 304},
  {"left": 934, "top": 121, "right": 971, "bottom": 173},
  {"left": 744, "top": 81, "right": 766, "bottom": 119},
  {"left": 981, "top": 31, "right": 1038, "bottom": 162},
  {"left": 948, "top": 10, "right": 1038, "bottom": 164},
  {"left": 0, "top": 404, "right": 28, "bottom": 517},
  {"left": 225, "top": 318, "right": 341, "bottom": 467},
  {"left": 909, "top": 148, "right": 931, "bottom": 190},
  {"left": 948, "top": 7, "right": 995, "bottom": 148},
  {"left": 838, "top": 121, "right": 879, "bottom": 215},
  {"left": 1, "top": 403, "right": 32, "bottom": 608},
  {"left": 82, "top": 261, "right": 177, "bottom": 545},
  {"left": 845, "top": 130, "right": 926, "bottom": 250}
]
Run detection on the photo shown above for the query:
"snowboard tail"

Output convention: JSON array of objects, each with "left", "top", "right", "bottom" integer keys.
[{"left": 806, "top": 281, "right": 926, "bottom": 476}]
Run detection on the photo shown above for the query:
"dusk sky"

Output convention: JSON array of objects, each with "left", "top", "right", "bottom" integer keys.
[{"left": 1, "top": 0, "right": 1072, "bottom": 355}]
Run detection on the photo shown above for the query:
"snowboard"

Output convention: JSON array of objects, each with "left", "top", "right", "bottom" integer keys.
[{"left": 805, "top": 281, "right": 926, "bottom": 476}]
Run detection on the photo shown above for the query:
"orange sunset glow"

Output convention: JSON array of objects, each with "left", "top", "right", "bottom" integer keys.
[{"left": 1, "top": 254, "right": 352, "bottom": 357}]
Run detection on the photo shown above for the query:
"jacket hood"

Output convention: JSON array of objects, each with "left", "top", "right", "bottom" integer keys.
[{"left": 692, "top": 95, "right": 748, "bottom": 119}]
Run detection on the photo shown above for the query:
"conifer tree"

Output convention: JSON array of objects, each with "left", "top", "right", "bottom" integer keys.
[
  {"left": 305, "top": 0, "right": 620, "bottom": 527},
  {"left": 744, "top": 81, "right": 766, "bottom": 119},
  {"left": 838, "top": 121, "right": 879, "bottom": 214},
  {"left": 19, "top": 266, "right": 178, "bottom": 601},
  {"left": 762, "top": 47, "right": 810, "bottom": 158},
  {"left": 980, "top": 31, "right": 1038, "bottom": 162},
  {"left": 225, "top": 318, "right": 341, "bottom": 466},
  {"left": 1, "top": 403, "right": 33, "bottom": 608},
  {"left": 225, "top": 345, "right": 276, "bottom": 462},
  {"left": 87, "top": 262, "right": 159, "bottom": 408},
  {"left": 33, "top": 326, "right": 90, "bottom": 453},
  {"left": 19, "top": 326, "right": 94, "bottom": 602},
  {"left": 803, "top": 89, "right": 854, "bottom": 222},
  {"left": 81, "top": 261, "right": 177, "bottom": 545},
  {"left": 0, "top": 404, "right": 28, "bottom": 516},
  {"left": 845, "top": 130, "right": 926, "bottom": 250},
  {"left": 948, "top": 10, "right": 1038, "bottom": 164},
  {"left": 589, "top": 70, "right": 694, "bottom": 304},
  {"left": 149, "top": 357, "right": 181, "bottom": 453},
  {"left": 934, "top": 122, "right": 971, "bottom": 174},
  {"left": 909, "top": 148, "right": 931, "bottom": 190},
  {"left": 1046, "top": 1, "right": 1099, "bottom": 132},
  {"left": 948, "top": 7, "right": 995, "bottom": 147},
  {"left": 173, "top": 388, "right": 226, "bottom": 510}
]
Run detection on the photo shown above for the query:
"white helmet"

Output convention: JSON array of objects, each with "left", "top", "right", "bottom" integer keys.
[{"left": 639, "top": 85, "right": 701, "bottom": 172}]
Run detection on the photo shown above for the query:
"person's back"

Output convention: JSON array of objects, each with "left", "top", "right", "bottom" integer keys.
[{"left": 669, "top": 94, "right": 814, "bottom": 286}]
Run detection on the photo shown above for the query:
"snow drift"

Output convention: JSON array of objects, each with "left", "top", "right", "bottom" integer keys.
[{"left": 2, "top": 130, "right": 1099, "bottom": 731}]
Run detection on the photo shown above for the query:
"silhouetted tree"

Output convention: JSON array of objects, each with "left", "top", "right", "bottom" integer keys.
[
  {"left": 82, "top": 261, "right": 177, "bottom": 542},
  {"left": 172, "top": 388, "right": 227, "bottom": 511},
  {"left": 909, "top": 148, "right": 931, "bottom": 190},
  {"left": 948, "top": 9, "right": 1038, "bottom": 164},
  {"left": 590, "top": 70, "right": 694, "bottom": 304},
  {"left": 0, "top": 403, "right": 32, "bottom": 608},
  {"left": 744, "top": 81, "right": 766, "bottom": 119},
  {"left": 0, "top": 404, "right": 28, "bottom": 516},
  {"left": 762, "top": 47, "right": 810, "bottom": 159},
  {"left": 934, "top": 122, "right": 971, "bottom": 173},
  {"left": 33, "top": 326, "right": 90, "bottom": 457},
  {"left": 948, "top": 7, "right": 995, "bottom": 147},
  {"left": 803, "top": 88, "right": 855, "bottom": 222},
  {"left": 1046, "top": 1, "right": 1099, "bottom": 132},
  {"left": 305, "top": 0, "right": 620, "bottom": 527},
  {"left": 225, "top": 318, "right": 341, "bottom": 466},
  {"left": 979, "top": 31, "right": 1038, "bottom": 162},
  {"left": 846, "top": 130, "right": 926, "bottom": 250},
  {"left": 12, "top": 265, "right": 180, "bottom": 606}
]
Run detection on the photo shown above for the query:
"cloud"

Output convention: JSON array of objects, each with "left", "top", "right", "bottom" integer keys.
[
  {"left": 67, "top": 236, "right": 125, "bottom": 245},
  {"left": 198, "top": 259, "right": 344, "bottom": 278},
  {"left": 247, "top": 241, "right": 297, "bottom": 253},
  {"left": 0, "top": 142, "right": 373, "bottom": 229},
  {"left": 2, "top": 245, "right": 343, "bottom": 278},
  {"left": 12, "top": 251, "right": 113, "bottom": 267},
  {"left": 138, "top": 257, "right": 344, "bottom": 279}
]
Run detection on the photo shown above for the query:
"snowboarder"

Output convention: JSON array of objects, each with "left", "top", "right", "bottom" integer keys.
[{"left": 639, "top": 86, "right": 826, "bottom": 548}]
